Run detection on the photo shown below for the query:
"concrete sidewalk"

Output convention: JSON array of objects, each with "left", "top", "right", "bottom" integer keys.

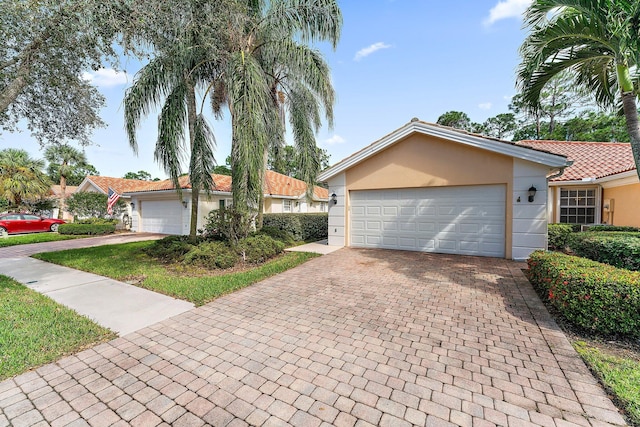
[{"left": 0, "top": 257, "right": 194, "bottom": 336}]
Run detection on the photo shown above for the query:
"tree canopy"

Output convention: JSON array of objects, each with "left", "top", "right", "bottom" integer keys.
[
  {"left": 0, "top": 148, "right": 51, "bottom": 209},
  {"left": 517, "top": 0, "right": 640, "bottom": 179}
]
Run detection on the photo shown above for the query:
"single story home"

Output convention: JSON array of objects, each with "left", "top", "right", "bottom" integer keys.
[
  {"left": 109, "top": 170, "right": 328, "bottom": 235},
  {"left": 516, "top": 140, "right": 639, "bottom": 227},
  {"left": 75, "top": 176, "right": 152, "bottom": 225},
  {"left": 318, "top": 119, "right": 570, "bottom": 260}
]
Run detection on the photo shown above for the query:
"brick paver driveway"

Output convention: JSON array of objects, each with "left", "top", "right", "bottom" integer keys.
[{"left": 0, "top": 249, "right": 626, "bottom": 426}]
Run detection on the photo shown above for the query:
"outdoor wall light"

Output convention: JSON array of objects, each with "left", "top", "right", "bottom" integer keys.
[
  {"left": 130, "top": 202, "right": 135, "bottom": 210},
  {"left": 182, "top": 200, "right": 188, "bottom": 208},
  {"left": 528, "top": 186, "right": 537, "bottom": 203},
  {"left": 331, "top": 193, "right": 337, "bottom": 205}
]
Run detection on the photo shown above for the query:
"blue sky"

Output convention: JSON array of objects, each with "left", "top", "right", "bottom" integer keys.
[{"left": 1, "top": 0, "right": 533, "bottom": 180}]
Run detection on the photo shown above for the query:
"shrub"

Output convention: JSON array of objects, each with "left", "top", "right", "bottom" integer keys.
[
  {"left": 527, "top": 251, "right": 640, "bottom": 337},
  {"left": 548, "top": 224, "right": 574, "bottom": 250},
  {"left": 66, "top": 192, "right": 127, "bottom": 218},
  {"left": 262, "top": 213, "right": 328, "bottom": 241},
  {"left": 585, "top": 225, "right": 640, "bottom": 232},
  {"left": 143, "top": 236, "right": 196, "bottom": 263},
  {"left": 184, "top": 241, "right": 238, "bottom": 269},
  {"left": 201, "top": 208, "right": 252, "bottom": 243},
  {"left": 258, "top": 226, "right": 295, "bottom": 245},
  {"left": 57, "top": 223, "right": 115, "bottom": 235},
  {"left": 568, "top": 232, "right": 640, "bottom": 271},
  {"left": 76, "top": 218, "right": 118, "bottom": 226},
  {"left": 236, "top": 234, "right": 285, "bottom": 263}
]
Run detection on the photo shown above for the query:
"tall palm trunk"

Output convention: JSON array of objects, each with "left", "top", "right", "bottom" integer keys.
[
  {"left": 256, "top": 149, "right": 268, "bottom": 230},
  {"left": 621, "top": 92, "right": 640, "bottom": 181},
  {"left": 58, "top": 163, "right": 67, "bottom": 219},
  {"left": 186, "top": 79, "right": 199, "bottom": 239},
  {"left": 617, "top": 65, "right": 640, "bottom": 181}
]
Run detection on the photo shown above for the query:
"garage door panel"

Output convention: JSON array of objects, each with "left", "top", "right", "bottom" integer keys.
[
  {"left": 142, "top": 200, "right": 183, "bottom": 235},
  {"left": 383, "top": 206, "right": 398, "bottom": 216},
  {"left": 350, "top": 185, "right": 505, "bottom": 257}
]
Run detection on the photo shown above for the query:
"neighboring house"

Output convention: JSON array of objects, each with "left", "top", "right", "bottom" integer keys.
[
  {"left": 517, "top": 140, "right": 639, "bottom": 227},
  {"left": 48, "top": 185, "right": 78, "bottom": 220},
  {"left": 122, "top": 170, "right": 328, "bottom": 235},
  {"left": 75, "top": 176, "right": 152, "bottom": 224},
  {"left": 318, "top": 119, "right": 569, "bottom": 261}
]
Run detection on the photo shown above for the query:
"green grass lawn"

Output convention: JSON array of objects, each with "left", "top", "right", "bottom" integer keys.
[
  {"left": 0, "top": 275, "right": 114, "bottom": 381},
  {"left": 34, "top": 241, "right": 320, "bottom": 306},
  {"left": 574, "top": 341, "right": 640, "bottom": 426},
  {"left": 0, "top": 232, "right": 87, "bottom": 248}
]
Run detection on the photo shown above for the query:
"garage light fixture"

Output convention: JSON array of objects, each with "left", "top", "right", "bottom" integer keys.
[
  {"left": 130, "top": 202, "right": 135, "bottom": 210},
  {"left": 182, "top": 200, "right": 188, "bottom": 208},
  {"left": 331, "top": 193, "right": 337, "bottom": 205},
  {"left": 528, "top": 186, "right": 537, "bottom": 203}
]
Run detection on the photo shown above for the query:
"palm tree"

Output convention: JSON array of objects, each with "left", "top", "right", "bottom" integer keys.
[
  {"left": 0, "top": 149, "right": 51, "bottom": 210},
  {"left": 213, "top": 0, "right": 342, "bottom": 227},
  {"left": 44, "top": 144, "right": 87, "bottom": 218},
  {"left": 124, "top": 1, "right": 235, "bottom": 238},
  {"left": 517, "top": 0, "right": 640, "bottom": 179}
]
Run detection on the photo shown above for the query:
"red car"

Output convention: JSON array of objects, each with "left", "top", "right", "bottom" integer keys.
[{"left": 0, "top": 213, "right": 66, "bottom": 234}]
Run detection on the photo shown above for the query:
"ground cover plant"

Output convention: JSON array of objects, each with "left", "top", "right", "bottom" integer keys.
[
  {"left": 0, "top": 275, "right": 114, "bottom": 380},
  {"left": 34, "top": 241, "right": 318, "bottom": 306},
  {"left": 0, "top": 233, "right": 87, "bottom": 248}
]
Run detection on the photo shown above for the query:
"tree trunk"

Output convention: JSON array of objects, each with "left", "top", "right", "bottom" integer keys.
[
  {"left": 186, "top": 80, "right": 199, "bottom": 239},
  {"left": 621, "top": 91, "right": 640, "bottom": 181},
  {"left": 617, "top": 64, "right": 640, "bottom": 181},
  {"left": 256, "top": 148, "right": 268, "bottom": 230},
  {"left": 0, "top": 58, "right": 31, "bottom": 114},
  {"left": 58, "top": 172, "right": 66, "bottom": 220}
]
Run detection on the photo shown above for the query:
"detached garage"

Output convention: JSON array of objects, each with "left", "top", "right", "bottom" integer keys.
[{"left": 318, "top": 119, "right": 570, "bottom": 260}]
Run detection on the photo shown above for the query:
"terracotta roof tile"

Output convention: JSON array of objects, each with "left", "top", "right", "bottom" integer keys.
[
  {"left": 84, "top": 176, "right": 151, "bottom": 194},
  {"left": 516, "top": 141, "right": 635, "bottom": 181},
  {"left": 114, "top": 170, "right": 327, "bottom": 199},
  {"left": 264, "top": 170, "right": 328, "bottom": 199}
]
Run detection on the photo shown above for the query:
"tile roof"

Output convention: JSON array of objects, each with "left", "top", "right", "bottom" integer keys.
[
  {"left": 516, "top": 141, "right": 636, "bottom": 181},
  {"left": 264, "top": 170, "right": 329, "bottom": 199},
  {"left": 84, "top": 176, "right": 151, "bottom": 194},
  {"left": 115, "top": 170, "right": 328, "bottom": 199}
]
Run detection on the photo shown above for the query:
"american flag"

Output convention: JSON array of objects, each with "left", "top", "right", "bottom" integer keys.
[{"left": 107, "top": 187, "right": 120, "bottom": 215}]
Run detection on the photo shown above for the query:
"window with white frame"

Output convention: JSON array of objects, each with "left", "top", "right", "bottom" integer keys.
[
  {"left": 283, "top": 199, "right": 291, "bottom": 212},
  {"left": 320, "top": 202, "right": 326, "bottom": 212},
  {"left": 559, "top": 188, "right": 596, "bottom": 224}
]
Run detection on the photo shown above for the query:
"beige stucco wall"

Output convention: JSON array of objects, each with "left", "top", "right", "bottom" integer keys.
[
  {"left": 603, "top": 182, "right": 640, "bottom": 227},
  {"left": 343, "top": 133, "right": 515, "bottom": 258},
  {"left": 345, "top": 133, "right": 514, "bottom": 190}
]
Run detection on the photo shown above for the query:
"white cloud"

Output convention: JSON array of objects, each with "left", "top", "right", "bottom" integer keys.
[
  {"left": 82, "top": 68, "right": 129, "bottom": 87},
  {"left": 483, "top": 0, "right": 532, "bottom": 26},
  {"left": 478, "top": 102, "right": 493, "bottom": 110},
  {"left": 354, "top": 42, "right": 391, "bottom": 61},
  {"left": 325, "top": 134, "right": 346, "bottom": 145}
]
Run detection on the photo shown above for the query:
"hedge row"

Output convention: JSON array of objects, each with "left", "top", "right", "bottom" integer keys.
[
  {"left": 585, "top": 225, "right": 640, "bottom": 232},
  {"left": 262, "top": 213, "right": 328, "bottom": 241},
  {"left": 547, "top": 224, "right": 574, "bottom": 250},
  {"left": 58, "top": 223, "right": 116, "bottom": 235},
  {"left": 568, "top": 232, "right": 640, "bottom": 271},
  {"left": 527, "top": 251, "right": 640, "bottom": 337}
]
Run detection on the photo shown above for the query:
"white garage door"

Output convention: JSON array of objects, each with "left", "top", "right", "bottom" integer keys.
[
  {"left": 141, "top": 200, "right": 183, "bottom": 235},
  {"left": 350, "top": 185, "right": 505, "bottom": 257}
]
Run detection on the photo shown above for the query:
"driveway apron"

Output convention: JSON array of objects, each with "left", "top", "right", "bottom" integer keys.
[{"left": 0, "top": 249, "right": 627, "bottom": 426}]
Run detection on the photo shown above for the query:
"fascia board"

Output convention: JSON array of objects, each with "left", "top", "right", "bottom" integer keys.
[{"left": 318, "top": 122, "right": 568, "bottom": 181}]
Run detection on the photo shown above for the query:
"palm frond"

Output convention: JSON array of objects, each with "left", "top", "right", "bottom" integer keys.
[
  {"left": 189, "top": 113, "right": 216, "bottom": 195},
  {"left": 155, "top": 82, "right": 188, "bottom": 195}
]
